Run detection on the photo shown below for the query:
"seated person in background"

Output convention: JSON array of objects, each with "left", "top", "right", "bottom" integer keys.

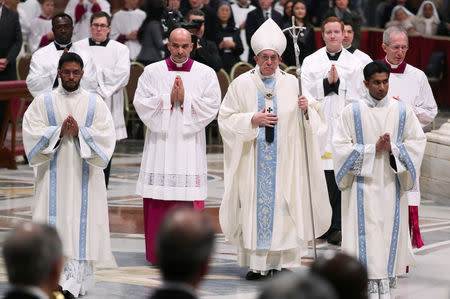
[
  {"left": 413, "top": 1, "right": 440, "bottom": 35},
  {"left": 28, "top": 0, "right": 55, "bottom": 53},
  {"left": 216, "top": 1, "right": 243, "bottom": 73},
  {"left": 110, "top": 0, "right": 146, "bottom": 61},
  {"left": 311, "top": 252, "right": 368, "bottom": 299},
  {"left": 282, "top": 0, "right": 316, "bottom": 66},
  {"left": 186, "top": 9, "right": 223, "bottom": 72},
  {"left": 323, "top": 0, "right": 361, "bottom": 48},
  {"left": 3, "top": 222, "right": 64, "bottom": 299},
  {"left": 281, "top": 0, "right": 293, "bottom": 27},
  {"left": 385, "top": 5, "right": 416, "bottom": 34},
  {"left": 149, "top": 208, "right": 215, "bottom": 299}
]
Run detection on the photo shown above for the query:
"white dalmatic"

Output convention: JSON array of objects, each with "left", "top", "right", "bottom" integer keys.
[
  {"left": 219, "top": 67, "right": 331, "bottom": 273},
  {"left": 387, "top": 62, "right": 438, "bottom": 206},
  {"left": 28, "top": 16, "right": 52, "bottom": 53},
  {"left": 22, "top": 86, "right": 116, "bottom": 263},
  {"left": 110, "top": 8, "right": 146, "bottom": 60},
  {"left": 65, "top": 0, "right": 111, "bottom": 42},
  {"left": 302, "top": 47, "right": 364, "bottom": 170},
  {"left": 134, "top": 59, "right": 221, "bottom": 201},
  {"left": 75, "top": 38, "right": 130, "bottom": 140},
  {"left": 333, "top": 95, "right": 426, "bottom": 298},
  {"left": 26, "top": 42, "right": 98, "bottom": 98}
]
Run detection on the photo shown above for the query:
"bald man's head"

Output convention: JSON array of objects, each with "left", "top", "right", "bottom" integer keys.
[
  {"left": 167, "top": 28, "right": 193, "bottom": 63},
  {"left": 156, "top": 208, "right": 215, "bottom": 286}
]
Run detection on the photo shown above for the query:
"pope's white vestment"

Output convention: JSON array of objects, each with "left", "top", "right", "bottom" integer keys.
[
  {"left": 23, "top": 86, "right": 115, "bottom": 261},
  {"left": 110, "top": 8, "right": 146, "bottom": 60},
  {"left": 75, "top": 38, "right": 130, "bottom": 140},
  {"left": 65, "top": 0, "right": 111, "bottom": 42},
  {"left": 219, "top": 67, "right": 332, "bottom": 273},
  {"left": 26, "top": 42, "right": 98, "bottom": 98},
  {"left": 302, "top": 47, "right": 364, "bottom": 170},
  {"left": 333, "top": 95, "right": 426, "bottom": 296}
]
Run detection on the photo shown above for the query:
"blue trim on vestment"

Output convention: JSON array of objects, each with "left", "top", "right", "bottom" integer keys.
[
  {"left": 256, "top": 78, "right": 277, "bottom": 250},
  {"left": 44, "top": 92, "right": 58, "bottom": 227},
  {"left": 27, "top": 126, "right": 58, "bottom": 162}
]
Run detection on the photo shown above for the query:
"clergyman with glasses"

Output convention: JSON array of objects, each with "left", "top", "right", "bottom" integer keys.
[
  {"left": 218, "top": 19, "right": 332, "bottom": 280},
  {"left": 23, "top": 52, "right": 116, "bottom": 298},
  {"left": 381, "top": 26, "right": 437, "bottom": 249}
]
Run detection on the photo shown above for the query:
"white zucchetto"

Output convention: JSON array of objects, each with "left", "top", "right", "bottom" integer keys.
[{"left": 250, "top": 18, "right": 287, "bottom": 56}]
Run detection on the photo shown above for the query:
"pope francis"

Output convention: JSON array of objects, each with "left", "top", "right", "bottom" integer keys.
[{"left": 218, "top": 19, "right": 332, "bottom": 280}]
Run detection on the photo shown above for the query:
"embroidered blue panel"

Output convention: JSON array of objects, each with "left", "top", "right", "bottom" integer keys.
[
  {"left": 351, "top": 102, "right": 367, "bottom": 267},
  {"left": 44, "top": 92, "right": 58, "bottom": 227},
  {"left": 27, "top": 126, "right": 58, "bottom": 162},
  {"left": 256, "top": 78, "right": 277, "bottom": 250},
  {"left": 78, "top": 93, "right": 97, "bottom": 260},
  {"left": 395, "top": 101, "right": 416, "bottom": 182}
]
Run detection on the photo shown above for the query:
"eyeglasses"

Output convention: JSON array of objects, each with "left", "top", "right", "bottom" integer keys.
[
  {"left": 388, "top": 45, "right": 409, "bottom": 51},
  {"left": 61, "top": 70, "right": 82, "bottom": 76},
  {"left": 258, "top": 54, "right": 279, "bottom": 62},
  {"left": 91, "top": 23, "right": 109, "bottom": 29}
]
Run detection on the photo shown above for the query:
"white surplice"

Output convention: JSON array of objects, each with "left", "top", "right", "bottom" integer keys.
[
  {"left": 354, "top": 49, "right": 372, "bottom": 66},
  {"left": 333, "top": 95, "right": 426, "bottom": 286},
  {"left": 302, "top": 47, "right": 364, "bottom": 170},
  {"left": 110, "top": 8, "right": 146, "bottom": 60},
  {"left": 134, "top": 59, "right": 221, "bottom": 201},
  {"left": 219, "top": 67, "right": 332, "bottom": 273},
  {"left": 65, "top": 0, "right": 111, "bottom": 42},
  {"left": 386, "top": 61, "right": 438, "bottom": 206},
  {"left": 26, "top": 41, "right": 98, "bottom": 98},
  {"left": 75, "top": 38, "right": 130, "bottom": 140},
  {"left": 28, "top": 17, "right": 52, "bottom": 53},
  {"left": 22, "top": 86, "right": 116, "bottom": 262}
]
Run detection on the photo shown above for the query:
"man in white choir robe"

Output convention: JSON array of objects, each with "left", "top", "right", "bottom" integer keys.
[
  {"left": 65, "top": 0, "right": 110, "bottom": 42},
  {"left": 219, "top": 19, "right": 331, "bottom": 280},
  {"left": 342, "top": 20, "right": 372, "bottom": 66},
  {"left": 109, "top": 0, "right": 145, "bottom": 60},
  {"left": 301, "top": 16, "right": 363, "bottom": 246},
  {"left": 381, "top": 26, "right": 438, "bottom": 248},
  {"left": 26, "top": 13, "right": 98, "bottom": 98},
  {"left": 134, "top": 28, "right": 221, "bottom": 263},
  {"left": 75, "top": 11, "right": 130, "bottom": 187},
  {"left": 333, "top": 61, "right": 426, "bottom": 298},
  {"left": 27, "top": 0, "right": 54, "bottom": 53},
  {"left": 22, "top": 52, "right": 116, "bottom": 298}
]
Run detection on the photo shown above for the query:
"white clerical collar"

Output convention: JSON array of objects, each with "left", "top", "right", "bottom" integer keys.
[
  {"left": 170, "top": 57, "right": 188, "bottom": 68},
  {"left": 57, "top": 85, "right": 82, "bottom": 95},
  {"left": 326, "top": 46, "right": 342, "bottom": 56},
  {"left": 365, "top": 91, "right": 389, "bottom": 108},
  {"left": 255, "top": 65, "right": 276, "bottom": 79},
  {"left": 384, "top": 56, "right": 400, "bottom": 69}
]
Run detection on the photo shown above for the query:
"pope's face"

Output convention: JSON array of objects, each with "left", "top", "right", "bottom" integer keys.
[
  {"left": 364, "top": 72, "right": 389, "bottom": 100},
  {"left": 90, "top": 16, "right": 111, "bottom": 42},
  {"left": 58, "top": 61, "right": 84, "bottom": 92},
  {"left": 322, "top": 22, "right": 343, "bottom": 52},
  {"left": 168, "top": 29, "right": 193, "bottom": 63},
  {"left": 382, "top": 31, "right": 408, "bottom": 65},
  {"left": 254, "top": 49, "right": 281, "bottom": 77}
]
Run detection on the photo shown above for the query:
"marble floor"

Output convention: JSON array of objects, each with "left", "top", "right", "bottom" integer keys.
[{"left": 0, "top": 138, "right": 449, "bottom": 299}]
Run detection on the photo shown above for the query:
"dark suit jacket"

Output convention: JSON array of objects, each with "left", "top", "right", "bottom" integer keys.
[
  {"left": 148, "top": 288, "right": 198, "bottom": 299},
  {"left": 245, "top": 8, "right": 283, "bottom": 64},
  {"left": 0, "top": 6, "right": 22, "bottom": 81},
  {"left": 3, "top": 289, "right": 42, "bottom": 299},
  {"left": 192, "top": 37, "right": 223, "bottom": 72}
]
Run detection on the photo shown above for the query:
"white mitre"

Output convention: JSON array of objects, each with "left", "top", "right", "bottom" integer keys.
[{"left": 250, "top": 18, "right": 287, "bottom": 56}]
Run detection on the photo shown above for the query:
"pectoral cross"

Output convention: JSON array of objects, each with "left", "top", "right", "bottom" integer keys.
[{"left": 267, "top": 107, "right": 273, "bottom": 113}]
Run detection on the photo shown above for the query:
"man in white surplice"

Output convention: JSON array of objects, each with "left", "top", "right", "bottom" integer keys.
[
  {"left": 381, "top": 26, "right": 438, "bottom": 248},
  {"left": 333, "top": 61, "right": 426, "bottom": 298},
  {"left": 26, "top": 13, "right": 98, "bottom": 98},
  {"left": 219, "top": 19, "right": 331, "bottom": 280},
  {"left": 23, "top": 52, "right": 116, "bottom": 298},
  {"left": 75, "top": 11, "right": 130, "bottom": 187},
  {"left": 301, "top": 16, "right": 364, "bottom": 246},
  {"left": 134, "top": 28, "right": 221, "bottom": 264}
]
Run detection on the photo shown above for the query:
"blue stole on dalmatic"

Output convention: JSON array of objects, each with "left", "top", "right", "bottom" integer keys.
[
  {"left": 336, "top": 101, "right": 415, "bottom": 277},
  {"left": 256, "top": 77, "right": 277, "bottom": 250}
]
